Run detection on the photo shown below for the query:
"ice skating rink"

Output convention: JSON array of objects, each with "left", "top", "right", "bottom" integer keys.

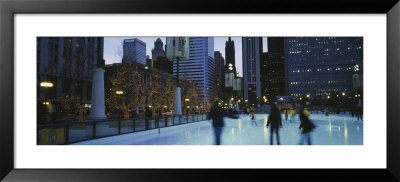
[{"left": 73, "top": 113, "right": 363, "bottom": 145}]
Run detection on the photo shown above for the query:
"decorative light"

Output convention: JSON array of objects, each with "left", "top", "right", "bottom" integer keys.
[
  {"left": 40, "top": 81, "right": 53, "bottom": 88},
  {"left": 116, "top": 91, "right": 124, "bottom": 95}
]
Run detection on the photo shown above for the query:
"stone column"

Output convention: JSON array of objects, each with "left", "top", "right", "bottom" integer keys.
[
  {"left": 89, "top": 68, "right": 106, "bottom": 120},
  {"left": 174, "top": 87, "right": 182, "bottom": 115},
  {"left": 236, "top": 101, "right": 240, "bottom": 112}
]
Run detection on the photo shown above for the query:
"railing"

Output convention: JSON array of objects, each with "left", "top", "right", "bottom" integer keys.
[{"left": 37, "top": 114, "right": 208, "bottom": 145}]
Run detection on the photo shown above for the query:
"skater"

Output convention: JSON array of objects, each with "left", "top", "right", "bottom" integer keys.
[
  {"left": 251, "top": 112, "right": 257, "bottom": 126},
  {"left": 299, "top": 108, "right": 316, "bottom": 145},
  {"left": 284, "top": 108, "right": 289, "bottom": 120},
  {"left": 355, "top": 106, "right": 363, "bottom": 121},
  {"left": 245, "top": 107, "right": 250, "bottom": 115},
  {"left": 290, "top": 108, "right": 296, "bottom": 123},
  {"left": 325, "top": 108, "right": 329, "bottom": 116},
  {"left": 207, "top": 101, "right": 238, "bottom": 145},
  {"left": 266, "top": 105, "right": 282, "bottom": 145}
]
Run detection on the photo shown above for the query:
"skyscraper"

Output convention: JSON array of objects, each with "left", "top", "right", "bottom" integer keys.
[
  {"left": 151, "top": 38, "right": 166, "bottom": 61},
  {"left": 242, "top": 37, "right": 263, "bottom": 107},
  {"left": 214, "top": 51, "right": 225, "bottom": 98},
  {"left": 225, "top": 37, "right": 236, "bottom": 73},
  {"left": 166, "top": 37, "right": 215, "bottom": 107},
  {"left": 221, "top": 37, "right": 241, "bottom": 104},
  {"left": 37, "top": 37, "right": 104, "bottom": 118},
  {"left": 261, "top": 37, "right": 286, "bottom": 103},
  {"left": 122, "top": 38, "right": 146, "bottom": 65},
  {"left": 285, "top": 37, "right": 363, "bottom": 99}
]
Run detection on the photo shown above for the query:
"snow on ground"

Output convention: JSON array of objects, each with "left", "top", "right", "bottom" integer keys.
[{"left": 72, "top": 113, "right": 363, "bottom": 145}]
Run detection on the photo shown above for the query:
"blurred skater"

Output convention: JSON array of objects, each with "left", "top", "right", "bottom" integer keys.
[
  {"left": 207, "top": 101, "right": 238, "bottom": 145},
  {"left": 284, "top": 109, "right": 289, "bottom": 120},
  {"left": 266, "top": 105, "right": 282, "bottom": 145},
  {"left": 245, "top": 107, "right": 250, "bottom": 115},
  {"left": 289, "top": 108, "right": 296, "bottom": 123},
  {"left": 251, "top": 113, "right": 257, "bottom": 126},
  {"left": 299, "top": 108, "right": 316, "bottom": 145},
  {"left": 355, "top": 106, "right": 363, "bottom": 121}
]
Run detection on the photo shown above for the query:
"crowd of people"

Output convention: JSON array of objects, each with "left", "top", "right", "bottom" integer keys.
[{"left": 207, "top": 100, "right": 318, "bottom": 145}]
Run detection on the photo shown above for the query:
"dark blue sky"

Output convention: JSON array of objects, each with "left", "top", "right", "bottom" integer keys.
[{"left": 103, "top": 37, "right": 268, "bottom": 76}]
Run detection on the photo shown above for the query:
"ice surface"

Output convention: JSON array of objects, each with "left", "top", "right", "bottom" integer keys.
[{"left": 72, "top": 113, "right": 363, "bottom": 145}]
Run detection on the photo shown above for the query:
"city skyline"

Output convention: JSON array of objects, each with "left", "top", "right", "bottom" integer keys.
[{"left": 103, "top": 37, "right": 268, "bottom": 77}]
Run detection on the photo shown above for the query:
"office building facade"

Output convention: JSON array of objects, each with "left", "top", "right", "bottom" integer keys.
[
  {"left": 214, "top": 51, "right": 225, "bottom": 98},
  {"left": 285, "top": 37, "right": 363, "bottom": 99},
  {"left": 122, "top": 38, "right": 146, "bottom": 65},
  {"left": 242, "top": 37, "right": 263, "bottom": 107},
  {"left": 261, "top": 37, "right": 286, "bottom": 103},
  {"left": 167, "top": 37, "right": 215, "bottom": 107},
  {"left": 37, "top": 37, "right": 104, "bottom": 116}
]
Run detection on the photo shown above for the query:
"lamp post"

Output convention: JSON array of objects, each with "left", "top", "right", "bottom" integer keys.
[
  {"left": 169, "top": 37, "right": 188, "bottom": 116},
  {"left": 40, "top": 81, "right": 53, "bottom": 123}
]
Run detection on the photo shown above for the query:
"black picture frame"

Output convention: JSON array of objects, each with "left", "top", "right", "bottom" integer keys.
[{"left": 1, "top": 0, "right": 399, "bottom": 181}]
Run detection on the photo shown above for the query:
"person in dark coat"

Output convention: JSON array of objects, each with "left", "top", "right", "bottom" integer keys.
[
  {"left": 299, "top": 108, "right": 316, "bottom": 145},
  {"left": 207, "top": 101, "right": 238, "bottom": 145},
  {"left": 355, "top": 106, "right": 362, "bottom": 121},
  {"left": 266, "top": 105, "right": 282, "bottom": 145}
]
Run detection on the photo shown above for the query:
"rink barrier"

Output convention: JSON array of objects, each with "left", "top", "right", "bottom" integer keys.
[{"left": 37, "top": 114, "right": 208, "bottom": 145}]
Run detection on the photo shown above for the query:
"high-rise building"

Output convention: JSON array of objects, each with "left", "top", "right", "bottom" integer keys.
[
  {"left": 37, "top": 37, "right": 104, "bottom": 118},
  {"left": 261, "top": 37, "right": 286, "bottom": 103},
  {"left": 214, "top": 51, "right": 225, "bottom": 98},
  {"left": 151, "top": 38, "right": 166, "bottom": 61},
  {"left": 242, "top": 37, "right": 263, "bottom": 107},
  {"left": 225, "top": 37, "right": 236, "bottom": 73},
  {"left": 285, "top": 37, "right": 363, "bottom": 99},
  {"left": 122, "top": 38, "right": 146, "bottom": 65},
  {"left": 220, "top": 37, "right": 242, "bottom": 105},
  {"left": 166, "top": 37, "right": 215, "bottom": 107}
]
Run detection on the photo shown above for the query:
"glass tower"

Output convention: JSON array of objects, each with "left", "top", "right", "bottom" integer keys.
[{"left": 122, "top": 38, "right": 146, "bottom": 65}]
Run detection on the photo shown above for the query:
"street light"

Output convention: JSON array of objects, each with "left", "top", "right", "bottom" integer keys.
[
  {"left": 40, "top": 81, "right": 53, "bottom": 123},
  {"left": 342, "top": 92, "right": 346, "bottom": 96}
]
